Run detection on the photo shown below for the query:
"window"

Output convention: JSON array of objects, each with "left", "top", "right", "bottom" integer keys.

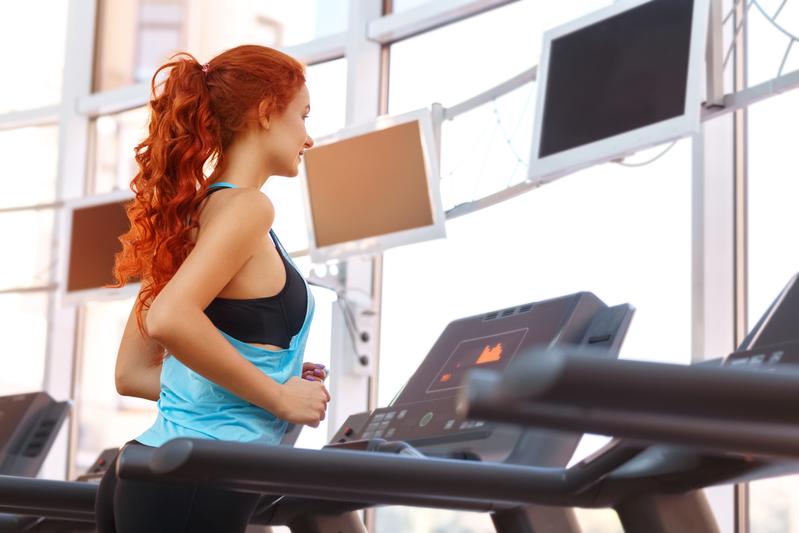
[
  {"left": 746, "top": 67, "right": 799, "bottom": 533},
  {"left": 94, "top": 0, "right": 349, "bottom": 92},
  {"left": 90, "top": 106, "right": 149, "bottom": 195},
  {"left": 0, "top": 1, "right": 68, "bottom": 113},
  {"left": 377, "top": 1, "right": 691, "bottom": 531},
  {"left": 0, "top": 125, "right": 59, "bottom": 397},
  {"left": 0, "top": 292, "right": 49, "bottom": 395}
]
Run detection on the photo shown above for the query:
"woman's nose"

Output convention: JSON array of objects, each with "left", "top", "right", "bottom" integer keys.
[{"left": 305, "top": 135, "right": 314, "bottom": 149}]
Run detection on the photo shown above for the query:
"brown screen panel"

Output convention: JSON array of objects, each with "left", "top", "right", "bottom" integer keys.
[
  {"left": 303, "top": 120, "right": 435, "bottom": 248},
  {"left": 67, "top": 202, "right": 130, "bottom": 292}
]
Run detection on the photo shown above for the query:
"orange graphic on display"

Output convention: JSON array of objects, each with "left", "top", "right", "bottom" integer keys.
[
  {"left": 441, "top": 374, "right": 451, "bottom": 382},
  {"left": 476, "top": 343, "right": 503, "bottom": 364}
]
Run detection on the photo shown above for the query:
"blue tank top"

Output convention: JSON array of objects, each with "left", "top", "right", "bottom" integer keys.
[{"left": 137, "top": 183, "right": 315, "bottom": 446}]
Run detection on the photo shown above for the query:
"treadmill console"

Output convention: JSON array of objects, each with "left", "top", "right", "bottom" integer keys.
[
  {"left": 329, "top": 292, "right": 635, "bottom": 461},
  {"left": 725, "top": 273, "right": 799, "bottom": 372},
  {"left": 0, "top": 392, "right": 71, "bottom": 477}
]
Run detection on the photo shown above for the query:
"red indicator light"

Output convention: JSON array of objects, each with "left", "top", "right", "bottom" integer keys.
[{"left": 441, "top": 374, "right": 451, "bottom": 382}]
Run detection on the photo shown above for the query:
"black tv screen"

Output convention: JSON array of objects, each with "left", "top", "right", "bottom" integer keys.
[{"left": 539, "top": 0, "right": 694, "bottom": 158}]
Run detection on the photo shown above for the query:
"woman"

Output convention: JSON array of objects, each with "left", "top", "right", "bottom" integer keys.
[{"left": 95, "top": 45, "right": 330, "bottom": 533}]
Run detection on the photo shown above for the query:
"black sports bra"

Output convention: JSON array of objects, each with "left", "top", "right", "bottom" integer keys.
[{"left": 200, "top": 185, "right": 307, "bottom": 348}]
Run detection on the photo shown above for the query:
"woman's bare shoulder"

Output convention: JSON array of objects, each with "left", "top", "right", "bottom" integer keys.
[{"left": 201, "top": 187, "right": 275, "bottom": 232}]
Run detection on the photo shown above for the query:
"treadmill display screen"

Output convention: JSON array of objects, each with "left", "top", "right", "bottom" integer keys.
[{"left": 427, "top": 329, "right": 528, "bottom": 392}]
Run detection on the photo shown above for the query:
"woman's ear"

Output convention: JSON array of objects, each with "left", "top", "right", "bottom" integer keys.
[{"left": 258, "top": 99, "right": 272, "bottom": 131}]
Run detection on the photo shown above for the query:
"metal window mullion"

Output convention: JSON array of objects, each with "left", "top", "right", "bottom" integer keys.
[
  {"left": 733, "top": 0, "right": 749, "bottom": 530},
  {"left": 367, "top": 0, "right": 519, "bottom": 44},
  {"left": 0, "top": 105, "right": 61, "bottom": 132}
]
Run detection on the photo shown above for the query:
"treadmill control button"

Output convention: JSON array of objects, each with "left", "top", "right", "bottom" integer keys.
[
  {"left": 374, "top": 430, "right": 384, "bottom": 438},
  {"left": 460, "top": 422, "right": 469, "bottom": 429},
  {"left": 386, "top": 428, "right": 395, "bottom": 437},
  {"left": 475, "top": 421, "right": 485, "bottom": 427},
  {"left": 588, "top": 334, "right": 611, "bottom": 344},
  {"left": 467, "top": 421, "right": 477, "bottom": 428},
  {"left": 338, "top": 438, "right": 346, "bottom": 443},
  {"left": 444, "top": 420, "right": 454, "bottom": 429},
  {"left": 398, "top": 410, "right": 407, "bottom": 419},
  {"left": 366, "top": 423, "right": 379, "bottom": 432},
  {"left": 420, "top": 412, "right": 433, "bottom": 427},
  {"left": 373, "top": 414, "right": 386, "bottom": 422},
  {"left": 385, "top": 412, "right": 396, "bottom": 420},
  {"left": 344, "top": 428, "right": 353, "bottom": 436},
  {"left": 362, "top": 431, "right": 374, "bottom": 439},
  {"left": 379, "top": 421, "right": 390, "bottom": 430}
]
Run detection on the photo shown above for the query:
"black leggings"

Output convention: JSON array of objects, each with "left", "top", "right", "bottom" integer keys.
[{"left": 95, "top": 441, "right": 261, "bottom": 533}]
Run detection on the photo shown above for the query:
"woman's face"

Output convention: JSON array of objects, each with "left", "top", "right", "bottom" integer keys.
[{"left": 264, "top": 84, "right": 314, "bottom": 178}]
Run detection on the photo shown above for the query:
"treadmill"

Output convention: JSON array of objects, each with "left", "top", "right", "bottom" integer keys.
[
  {"left": 10, "top": 276, "right": 799, "bottom": 532},
  {"left": 463, "top": 273, "right": 799, "bottom": 532},
  {"left": 0, "top": 292, "right": 634, "bottom": 532}
]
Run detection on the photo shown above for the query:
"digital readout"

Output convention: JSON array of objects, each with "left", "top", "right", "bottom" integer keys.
[{"left": 427, "top": 328, "right": 528, "bottom": 392}]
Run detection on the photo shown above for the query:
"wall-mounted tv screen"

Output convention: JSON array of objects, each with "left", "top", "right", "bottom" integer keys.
[
  {"left": 528, "top": 0, "right": 709, "bottom": 184},
  {"left": 60, "top": 190, "right": 138, "bottom": 306},
  {"left": 301, "top": 108, "right": 446, "bottom": 263}
]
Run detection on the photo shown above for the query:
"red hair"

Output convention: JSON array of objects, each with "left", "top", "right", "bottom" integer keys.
[{"left": 111, "top": 45, "right": 306, "bottom": 332}]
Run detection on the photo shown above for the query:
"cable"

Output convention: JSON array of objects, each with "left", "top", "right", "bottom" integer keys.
[
  {"left": 493, "top": 99, "right": 530, "bottom": 168},
  {"left": 306, "top": 279, "right": 362, "bottom": 354},
  {"left": 613, "top": 141, "right": 677, "bottom": 167}
]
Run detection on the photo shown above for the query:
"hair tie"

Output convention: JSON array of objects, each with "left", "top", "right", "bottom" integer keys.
[{"left": 201, "top": 63, "right": 209, "bottom": 78}]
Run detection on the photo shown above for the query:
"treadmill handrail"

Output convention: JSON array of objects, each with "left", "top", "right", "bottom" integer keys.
[
  {"left": 116, "top": 438, "right": 640, "bottom": 508},
  {"left": 465, "top": 382, "right": 799, "bottom": 460},
  {"left": 471, "top": 349, "right": 799, "bottom": 425},
  {"left": 0, "top": 476, "right": 96, "bottom": 513}
]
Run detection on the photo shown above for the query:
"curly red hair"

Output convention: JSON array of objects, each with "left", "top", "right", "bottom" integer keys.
[{"left": 111, "top": 45, "right": 306, "bottom": 332}]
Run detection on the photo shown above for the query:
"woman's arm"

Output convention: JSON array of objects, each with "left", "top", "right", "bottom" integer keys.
[
  {"left": 115, "top": 292, "right": 164, "bottom": 401},
  {"left": 146, "top": 189, "right": 330, "bottom": 427}
]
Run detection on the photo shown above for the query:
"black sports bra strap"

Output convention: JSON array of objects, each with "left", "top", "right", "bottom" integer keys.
[{"left": 204, "top": 186, "right": 232, "bottom": 199}]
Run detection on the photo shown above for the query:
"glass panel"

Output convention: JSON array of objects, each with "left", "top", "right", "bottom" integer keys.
[
  {"left": 91, "top": 106, "right": 149, "bottom": 195},
  {"left": 75, "top": 297, "right": 157, "bottom": 474},
  {"left": 0, "top": 1, "right": 68, "bottom": 114},
  {"left": 439, "top": 81, "right": 535, "bottom": 210},
  {"left": 747, "top": 0, "right": 799, "bottom": 88},
  {"left": 747, "top": 61, "right": 799, "bottom": 533},
  {"left": 391, "top": 0, "right": 434, "bottom": 12},
  {"left": 94, "top": 0, "right": 349, "bottom": 93},
  {"left": 388, "top": 0, "right": 611, "bottom": 115},
  {"left": 265, "top": 58, "right": 348, "bottom": 253},
  {"left": 0, "top": 126, "right": 59, "bottom": 208},
  {"left": 0, "top": 209, "right": 55, "bottom": 291},
  {"left": 0, "top": 292, "right": 48, "bottom": 395},
  {"left": 380, "top": 2, "right": 685, "bottom": 529},
  {"left": 375, "top": 508, "right": 495, "bottom": 532}
]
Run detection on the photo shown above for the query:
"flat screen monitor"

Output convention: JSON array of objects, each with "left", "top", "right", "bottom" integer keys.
[
  {"left": 60, "top": 190, "right": 138, "bottom": 306},
  {"left": 528, "top": 0, "right": 709, "bottom": 184},
  {"left": 300, "top": 108, "right": 446, "bottom": 263}
]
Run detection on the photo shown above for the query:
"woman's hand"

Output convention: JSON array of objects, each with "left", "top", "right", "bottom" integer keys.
[
  {"left": 277, "top": 376, "right": 330, "bottom": 427},
  {"left": 301, "top": 362, "right": 328, "bottom": 382}
]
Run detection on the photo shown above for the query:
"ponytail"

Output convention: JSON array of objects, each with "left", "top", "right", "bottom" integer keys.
[{"left": 111, "top": 46, "right": 306, "bottom": 333}]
